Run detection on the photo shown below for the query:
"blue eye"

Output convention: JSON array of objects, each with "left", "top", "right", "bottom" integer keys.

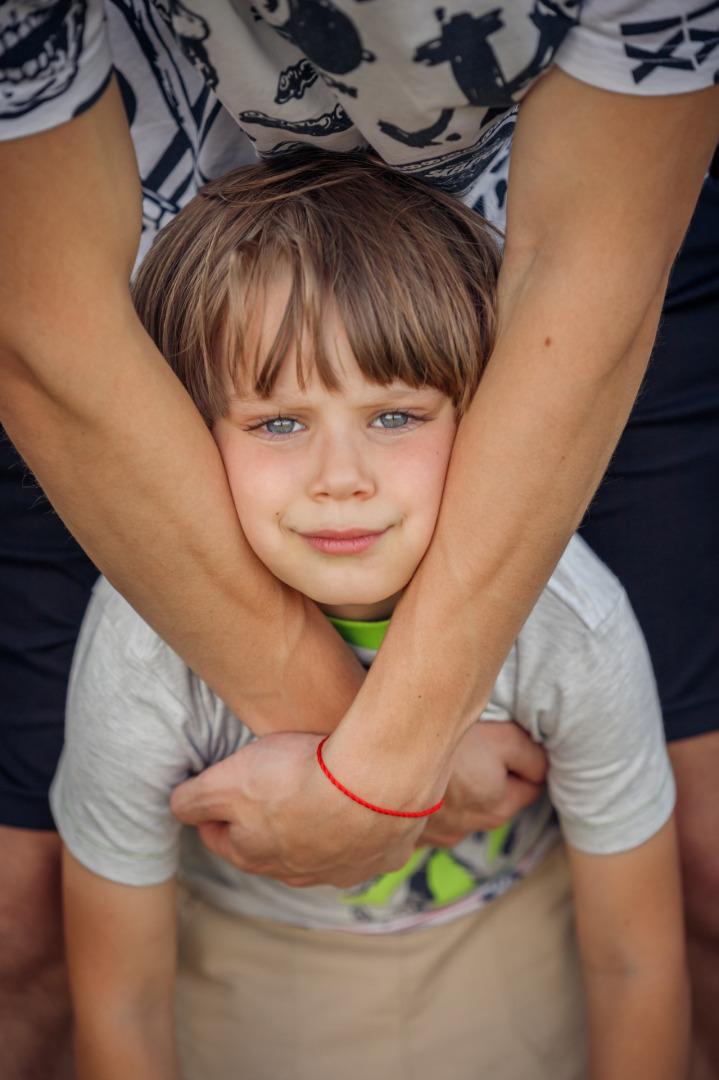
[
  {"left": 264, "top": 417, "right": 302, "bottom": 436},
  {"left": 374, "top": 412, "right": 409, "bottom": 429}
]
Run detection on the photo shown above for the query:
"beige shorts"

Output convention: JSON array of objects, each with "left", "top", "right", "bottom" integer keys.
[{"left": 175, "top": 842, "right": 587, "bottom": 1080}]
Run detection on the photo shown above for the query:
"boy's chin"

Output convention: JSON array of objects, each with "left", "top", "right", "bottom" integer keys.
[{"left": 316, "top": 589, "right": 404, "bottom": 622}]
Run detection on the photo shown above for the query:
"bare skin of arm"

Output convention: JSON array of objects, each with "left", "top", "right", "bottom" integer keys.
[
  {"left": 316, "top": 74, "right": 719, "bottom": 800},
  {"left": 568, "top": 819, "right": 690, "bottom": 1080},
  {"left": 63, "top": 852, "right": 179, "bottom": 1080},
  {"left": 3, "top": 72, "right": 719, "bottom": 885}
]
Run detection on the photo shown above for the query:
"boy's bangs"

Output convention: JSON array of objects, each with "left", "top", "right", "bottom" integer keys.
[
  {"left": 132, "top": 151, "right": 502, "bottom": 423},
  {"left": 223, "top": 247, "right": 343, "bottom": 400},
  {"left": 222, "top": 215, "right": 495, "bottom": 414}
]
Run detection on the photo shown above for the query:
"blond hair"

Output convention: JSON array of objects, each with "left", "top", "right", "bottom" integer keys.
[{"left": 132, "top": 150, "right": 501, "bottom": 424}]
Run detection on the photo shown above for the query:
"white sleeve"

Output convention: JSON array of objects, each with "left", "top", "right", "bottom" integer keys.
[
  {"left": 49, "top": 579, "right": 249, "bottom": 886},
  {"left": 554, "top": 0, "right": 719, "bottom": 95},
  {"left": 0, "top": 0, "right": 113, "bottom": 139},
  {"left": 515, "top": 582, "right": 675, "bottom": 855}
]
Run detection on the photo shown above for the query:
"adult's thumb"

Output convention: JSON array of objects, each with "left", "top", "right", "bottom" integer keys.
[{"left": 170, "top": 760, "right": 237, "bottom": 823}]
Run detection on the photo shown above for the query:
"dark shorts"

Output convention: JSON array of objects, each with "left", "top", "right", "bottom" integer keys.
[
  {"left": 0, "top": 437, "right": 98, "bottom": 829},
  {"left": 581, "top": 172, "right": 719, "bottom": 743}
]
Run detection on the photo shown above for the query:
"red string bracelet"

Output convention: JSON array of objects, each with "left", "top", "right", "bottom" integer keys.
[{"left": 316, "top": 737, "right": 444, "bottom": 819}]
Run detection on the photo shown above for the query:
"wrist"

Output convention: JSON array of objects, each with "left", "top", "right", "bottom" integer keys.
[
  {"left": 238, "top": 592, "right": 363, "bottom": 735},
  {"left": 316, "top": 737, "right": 444, "bottom": 818},
  {"left": 320, "top": 693, "right": 454, "bottom": 815}
]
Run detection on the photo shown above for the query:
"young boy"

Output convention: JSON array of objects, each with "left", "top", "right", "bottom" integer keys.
[{"left": 51, "top": 153, "right": 686, "bottom": 1080}]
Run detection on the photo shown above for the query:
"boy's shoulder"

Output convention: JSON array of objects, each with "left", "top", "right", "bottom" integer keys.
[
  {"left": 70, "top": 575, "right": 205, "bottom": 719},
  {"left": 540, "top": 533, "right": 625, "bottom": 634},
  {"left": 508, "top": 538, "right": 673, "bottom": 857},
  {"left": 72, "top": 577, "right": 249, "bottom": 761},
  {"left": 84, "top": 575, "right": 179, "bottom": 668},
  {"left": 494, "top": 535, "right": 657, "bottom": 742},
  {"left": 503, "top": 534, "right": 632, "bottom": 690}
]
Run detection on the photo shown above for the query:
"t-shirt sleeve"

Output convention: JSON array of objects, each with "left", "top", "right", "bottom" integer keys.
[
  {"left": 554, "top": 0, "right": 719, "bottom": 95},
  {"left": 514, "top": 571, "right": 675, "bottom": 855},
  {"left": 49, "top": 579, "right": 236, "bottom": 886},
  {"left": 0, "top": 0, "right": 113, "bottom": 140}
]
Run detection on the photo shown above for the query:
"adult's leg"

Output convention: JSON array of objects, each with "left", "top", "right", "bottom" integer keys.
[
  {"left": 0, "top": 828, "right": 72, "bottom": 1080},
  {"left": 0, "top": 433, "right": 99, "bottom": 1079},
  {"left": 581, "top": 169, "right": 719, "bottom": 1080},
  {"left": 670, "top": 735, "right": 719, "bottom": 1080}
]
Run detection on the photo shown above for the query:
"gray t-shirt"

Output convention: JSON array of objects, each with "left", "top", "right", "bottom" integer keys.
[{"left": 50, "top": 534, "right": 675, "bottom": 934}]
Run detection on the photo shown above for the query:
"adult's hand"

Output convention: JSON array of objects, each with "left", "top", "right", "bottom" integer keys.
[
  {"left": 171, "top": 722, "right": 546, "bottom": 886},
  {"left": 171, "top": 733, "right": 425, "bottom": 888},
  {"left": 417, "top": 722, "right": 547, "bottom": 849}
]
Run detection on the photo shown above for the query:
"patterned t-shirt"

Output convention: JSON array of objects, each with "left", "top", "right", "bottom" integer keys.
[{"left": 2, "top": 0, "right": 718, "bottom": 246}]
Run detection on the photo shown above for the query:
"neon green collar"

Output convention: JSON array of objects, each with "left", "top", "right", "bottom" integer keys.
[{"left": 327, "top": 616, "right": 390, "bottom": 650}]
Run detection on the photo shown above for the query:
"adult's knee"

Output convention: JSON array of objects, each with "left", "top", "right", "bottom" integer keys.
[
  {"left": 670, "top": 732, "right": 719, "bottom": 940},
  {"left": 0, "top": 826, "right": 64, "bottom": 984}
]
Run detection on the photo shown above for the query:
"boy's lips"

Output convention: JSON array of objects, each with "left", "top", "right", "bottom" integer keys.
[{"left": 298, "top": 528, "right": 389, "bottom": 555}]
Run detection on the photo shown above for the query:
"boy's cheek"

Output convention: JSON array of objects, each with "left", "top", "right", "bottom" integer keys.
[
  {"left": 235, "top": 510, "right": 287, "bottom": 572},
  {"left": 222, "top": 451, "right": 295, "bottom": 530}
]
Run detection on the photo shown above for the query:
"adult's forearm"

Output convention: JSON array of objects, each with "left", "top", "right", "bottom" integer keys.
[
  {"left": 319, "top": 75, "right": 719, "bottom": 807},
  {"left": 1, "top": 311, "right": 362, "bottom": 730},
  {"left": 0, "top": 80, "right": 363, "bottom": 730},
  {"left": 319, "top": 235, "right": 663, "bottom": 807}
]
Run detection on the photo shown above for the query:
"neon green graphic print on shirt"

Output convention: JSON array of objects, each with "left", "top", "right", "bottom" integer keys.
[{"left": 327, "top": 616, "right": 538, "bottom": 917}]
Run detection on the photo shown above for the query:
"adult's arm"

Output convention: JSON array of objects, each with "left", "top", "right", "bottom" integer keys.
[
  {"left": 0, "top": 78, "right": 365, "bottom": 731},
  {"left": 320, "top": 72, "right": 719, "bottom": 796},
  {"left": 173, "top": 71, "right": 719, "bottom": 882}
]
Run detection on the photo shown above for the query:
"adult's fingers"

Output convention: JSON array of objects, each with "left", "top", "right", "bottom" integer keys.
[
  {"left": 489, "top": 723, "right": 548, "bottom": 784},
  {"left": 417, "top": 774, "right": 545, "bottom": 847},
  {"left": 493, "top": 775, "right": 546, "bottom": 818},
  {"left": 171, "top": 754, "right": 248, "bottom": 824},
  {"left": 171, "top": 732, "right": 425, "bottom": 887}
]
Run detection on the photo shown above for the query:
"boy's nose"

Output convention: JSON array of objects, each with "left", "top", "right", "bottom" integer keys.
[{"left": 307, "top": 432, "right": 376, "bottom": 501}]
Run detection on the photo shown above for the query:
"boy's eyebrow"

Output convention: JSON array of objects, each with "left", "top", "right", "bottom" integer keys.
[{"left": 227, "top": 382, "right": 438, "bottom": 411}]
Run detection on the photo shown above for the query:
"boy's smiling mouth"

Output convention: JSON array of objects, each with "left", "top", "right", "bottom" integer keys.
[{"left": 298, "top": 528, "right": 390, "bottom": 555}]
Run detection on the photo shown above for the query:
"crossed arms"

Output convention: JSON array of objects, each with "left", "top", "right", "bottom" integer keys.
[{"left": 1, "top": 69, "right": 718, "bottom": 882}]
